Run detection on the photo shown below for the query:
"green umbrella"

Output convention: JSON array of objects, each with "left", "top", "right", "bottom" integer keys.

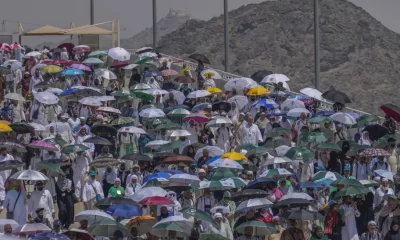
[
  {"left": 135, "top": 57, "right": 152, "bottom": 65},
  {"left": 266, "top": 127, "right": 291, "bottom": 138},
  {"left": 312, "top": 171, "right": 343, "bottom": 181},
  {"left": 115, "top": 96, "right": 134, "bottom": 104},
  {"left": 331, "top": 178, "right": 363, "bottom": 187},
  {"left": 87, "top": 219, "right": 128, "bottom": 237},
  {"left": 167, "top": 108, "right": 191, "bottom": 117},
  {"left": 111, "top": 117, "right": 135, "bottom": 126},
  {"left": 240, "top": 143, "right": 260, "bottom": 150},
  {"left": 264, "top": 136, "right": 291, "bottom": 148},
  {"left": 238, "top": 160, "right": 258, "bottom": 171},
  {"left": 334, "top": 186, "right": 370, "bottom": 198},
  {"left": 302, "top": 131, "right": 329, "bottom": 143},
  {"left": 147, "top": 118, "right": 171, "bottom": 127},
  {"left": 61, "top": 144, "right": 90, "bottom": 154},
  {"left": 151, "top": 222, "right": 189, "bottom": 238},
  {"left": 0, "top": 66, "right": 11, "bottom": 74},
  {"left": 133, "top": 91, "right": 154, "bottom": 101},
  {"left": 142, "top": 177, "right": 169, "bottom": 187},
  {"left": 353, "top": 114, "right": 380, "bottom": 128},
  {"left": 235, "top": 221, "right": 278, "bottom": 236},
  {"left": 158, "top": 141, "right": 183, "bottom": 151},
  {"left": 223, "top": 177, "right": 247, "bottom": 188},
  {"left": 82, "top": 57, "right": 104, "bottom": 65},
  {"left": 155, "top": 122, "right": 181, "bottom": 130},
  {"left": 181, "top": 207, "right": 214, "bottom": 224},
  {"left": 313, "top": 142, "right": 341, "bottom": 152},
  {"left": 199, "top": 233, "right": 230, "bottom": 240},
  {"left": 9, "top": 122, "right": 35, "bottom": 134},
  {"left": 372, "top": 134, "right": 398, "bottom": 149},
  {"left": 37, "top": 162, "right": 65, "bottom": 176},
  {"left": 111, "top": 90, "right": 134, "bottom": 97},
  {"left": 140, "top": 104, "right": 157, "bottom": 111},
  {"left": 337, "top": 140, "right": 357, "bottom": 149},
  {"left": 359, "top": 180, "right": 380, "bottom": 188},
  {"left": 210, "top": 168, "right": 236, "bottom": 181},
  {"left": 88, "top": 50, "right": 108, "bottom": 58},
  {"left": 284, "top": 147, "right": 314, "bottom": 160},
  {"left": 308, "top": 116, "right": 331, "bottom": 124},
  {"left": 43, "top": 137, "right": 67, "bottom": 146},
  {"left": 346, "top": 144, "right": 371, "bottom": 156},
  {"left": 132, "top": 83, "right": 152, "bottom": 91}
]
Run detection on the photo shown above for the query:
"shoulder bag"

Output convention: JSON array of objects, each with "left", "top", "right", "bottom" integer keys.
[{"left": 6, "top": 191, "right": 21, "bottom": 219}]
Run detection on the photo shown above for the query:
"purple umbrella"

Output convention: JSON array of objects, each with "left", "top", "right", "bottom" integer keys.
[
  {"left": 28, "top": 141, "right": 58, "bottom": 151},
  {"left": 71, "top": 63, "right": 92, "bottom": 72}
]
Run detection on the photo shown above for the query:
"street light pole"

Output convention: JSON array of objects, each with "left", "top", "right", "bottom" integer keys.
[
  {"left": 153, "top": 0, "right": 157, "bottom": 49},
  {"left": 314, "top": 0, "right": 320, "bottom": 90},
  {"left": 90, "top": 0, "right": 94, "bottom": 25},
  {"left": 224, "top": 0, "right": 229, "bottom": 72}
]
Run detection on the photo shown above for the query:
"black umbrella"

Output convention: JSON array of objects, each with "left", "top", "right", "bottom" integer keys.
[
  {"left": 212, "top": 101, "right": 231, "bottom": 112},
  {"left": 83, "top": 136, "right": 112, "bottom": 145},
  {"left": 322, "top": 86, "right": 351, "bottom": 104},
  {"left": 22, "top": 45, "right": 33, "bottom": 53},
  {"left": 272, "top": 198, "right": 311, "bottom": 209},
  {"left": 250, "top": 70, "right": 273, "bottom": 82},
  {"left": 9, "top": 122, "right": 35, "bottom": 134},
  {"left": 162, "top": 182, "right": 191, "bottom": 193},
  {"left": 43, "top": 159, "right": 70, "bottom": 167},
  {"left": 91, "top": 124, "right": 117, "bottom": 137},
  {"left": 94, "top": 197, "right": 140, "bottom": 210},
  {"left": 362, "top": 124, "right": 389, "bottom": 141},
  {"left": 188, "top": 53, "right": 211, "bottom": 64},
  {"left": 280, "top": 209, "right": 323, "bottom": 221},
  {"left": 230, "top": 189, "right": 268, "bottom": 202},
  {"left": 0, "top": 160, "right": 24, "bottom": 171},
  {"left": 121, "top": 153, "right": 153, "bottom": 161}
]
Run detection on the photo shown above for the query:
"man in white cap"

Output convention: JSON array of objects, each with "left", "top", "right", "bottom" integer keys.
[
  {"left": 210, "top": 213, "right": 233, "bottom": 240},
  {"left": 360, "top": 220, "right": 382, "bottom": 240},
  {"left": 268, "top": 216, "right": 285, "bottom": 240},
  {"left": 373, "top": 178, "right": 394, "bottom": 210},
  {"left": 125, "top": 175, "right": 141, "bottom": 199},
  {"left": 240, "top": 116, "right": 263, "bottom": 145}
]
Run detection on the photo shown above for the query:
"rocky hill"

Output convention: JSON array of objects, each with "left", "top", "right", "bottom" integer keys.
[
  {"left": 121, "top": 8, "right": 191, "bottom": 49},
  {"left": 159, "top": 0, "right": 400, "bottom": 114}
]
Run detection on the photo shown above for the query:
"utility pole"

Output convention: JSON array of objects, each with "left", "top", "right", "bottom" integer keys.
[
  {"left": 314, "top": 0, "right": 320, "bottom": 90},
  {"left": 224, "top": 0, "right": 229, "bottom": 72},
  {"left": 90, "top": 0, "right": 94, "bottom": 25},
  {"left": 153, "top": 0, "right": 157, "bottom": 49},
  {"left": 1, "top": 20, "right": 5, "bottom": 32}
]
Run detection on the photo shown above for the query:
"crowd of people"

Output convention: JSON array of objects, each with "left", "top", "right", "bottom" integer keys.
[{"left": 0, "top": 42, "right": 398, "bottom": 240}]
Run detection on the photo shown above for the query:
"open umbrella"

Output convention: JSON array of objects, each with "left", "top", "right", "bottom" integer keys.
[
  {"left": 281, "top": 99, "right": 305, "bottom": 110},
  {"left": 13, "top": 223, "right": 51, "bottom": 234},
  {"left": 227, "top": 95, "right": 249, "bottom": 110},
  {"left": 75, "top": 210, "right": 114, "bottom": 225},
  {"left": 235, "top": 221, "right": 278, "bottom": 236},
  {"left": 247, "top": 87, "right": 270, "bottom": 96},
  {"left": 127, "top": 216, "right": 157, "bottom": 235},
  {"left": 381, "top": 104, "right": 400, "bottom": 122},
  {"left": 287, "top": 108, "right": 311, "bottom": 118},
  {"left": 95, "top": 68, "right": 117, "bottom": 80},
  {"left": 37, "top": 162, "right": 65, "bottom": 176},
  {"left": 181, "top": 207, "right": 215, "bottom": 224},
  {"left": 9, "top": 122, "right": 34, "bottom": 134},
  {"left": 83, "top": 58, "right": 104, "bottom": 65},
  {"left": 28, "top": 141, "right": 58, "bottom": 151},
  {"left": 360, "top": 148, "right": 391, "bottom": 157},
  {"left": 313, "top": 142, "right": 341, "bottom": 152},
  {"left": 335, "top": 186, "right": 370, "bottom": 198},
  {"left": 188, "top": 53, "right": 210, "bottom": 64},
  {"left": 330, "top": 112, "right": 357, "bottom": 125},
  {"left": 169, "top": 174, "right": 200, "bottom": 185},
  {"left": 106, "top": 204, "right": 142, "bottom": 218},
  {"left": 131, "top": 186, "right": 169, "bottom": 202},
  {"left": 90, "top": 158, "right": 120, "bottom": 168},
  {"left": 362, "top": 124, "right": 389, "bottom": 141},
  {"left": 300, "top": 87, "right": 322, "bottom": 100},
  {"left": 260, "top": 168, "right": 292, "bottom": 178},
  {"left": 11, "top": 168, "right": 49, "bottom": 181},
  {"left": 261, "top": 73, "right": 290, "bottom": 84},
  {"left": 79, "top": 97, "right": 102, "bottom": 107},
  {"left": 87, "top": 219, "right": 128, "bottom": 236},
  {"left": 108, "top": 47, "right": 130, "bottom": 61},
  {"left": 41, "top": 65, "right": 63, "bottom": 74},
  {"left": 94, "top": 197, "right": 139, "bottom": 210},
  {"left": 201, "top": 69, "right": 222, "bottom": 79},
  {"left": 250, "top": 70, "right": 274, "bottom": 82},
  {"left": 0, "top": 160, "right": 24, "bottom": 171},
  {"left": 34, "top": 92, "right": 59, "bottom": 105},
  {"left": 322, "top": 87, "right": 351, "bottom": 104},
  {"left": 61, "top": 144, "right": 90, "bottom": 154},
  {"left": 139, "top": 108, "right": 165, "bottom": 118},
  {"left": 168, "top": 108, "right": 191, "bottom": 118},
  {"left": 312, "top": 171, "right": 343, "bottom": 181},
  {"left": 284, "top": 147, "right": 314, "bottom": 160},
  {"left": 121, "top": 153, "right": 153, "bottom": 162},
  {"left": 91, "top": 124, "right": 117, "bottom": 136},
  {"left": 198, "top": 179, "right": 236, "bottom": 191},
  {"left": 5, "top": 93, "right": 25, "bottom": 102},
  {"left": 354, "top": 114, "right": 381, "bottom": 127},
  {"left": 118, "top": 126, "right": 146, "bottom": 134},
  {"left": 187, "top": 90, "right": 211, "bottom": 99},
  {"left": 209, "top": 159, "right": 244, "bottom": 170},
  {"left": 0, "top": 142, "right": 26, "bottom": 152},
  {"left": 236, "top": 198, "right": 273, "bottom": 212},
  {"left": 83, "top": 136, "right": 112, "bottom": 145},
  {"left": 152, "top": 222, "right": 191, "bottom": 238}
]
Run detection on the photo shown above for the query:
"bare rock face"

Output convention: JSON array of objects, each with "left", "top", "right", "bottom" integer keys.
[
  {"left": 159, "top": 0, "right": 400, "bottom": 114},
  {"left": 121, "top": 8, "right": 191, "bottom": 49}
]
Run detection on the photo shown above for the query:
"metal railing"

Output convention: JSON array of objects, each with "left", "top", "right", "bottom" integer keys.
[{"left": 126, "top": 49, "right": 382, "bottom": 120}]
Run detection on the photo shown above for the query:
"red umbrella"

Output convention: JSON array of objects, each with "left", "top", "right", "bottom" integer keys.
[
  {"left": 163, "top": 155, "right": 194, "bottom": 164},
  {"left": 381, "top": 104, "right": 400, "bottom": 122},
  {"left": 139, "top": 196, "right": 174, "bottom": 205},
  {"left": 51, "top": 59, "right": 68, "bottom": 65},
  {"left": 11, "top": 43, "right": 21, "bottom": 49},
  {"left": 111, "top": 61, "right": 129, "bottom": 68}
]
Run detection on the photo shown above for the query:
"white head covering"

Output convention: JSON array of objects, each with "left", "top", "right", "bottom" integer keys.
[
  {"left": 359, "top": 131, "right": 372, "bottom": 146},
  {"left": 213, "top": 213, "right": 223, "bottom": 219}
]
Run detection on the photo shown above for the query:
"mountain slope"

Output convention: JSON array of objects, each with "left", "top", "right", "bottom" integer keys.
[
  {"left": 121, "top": 8, "right": 191, "bottom": 49},
  {"left": 159, "top": 0, "right": 400, "bottom": 114}
]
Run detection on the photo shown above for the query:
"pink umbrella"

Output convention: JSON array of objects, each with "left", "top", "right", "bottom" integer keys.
[
  {"left": 28, "top": 141, "right": 58, "bottom": 151},
  {"left": 183, "top": 113, "right": 209, "bottom": 123},
  {"left": 71, "top": 63, "right": 92, "bottom": 72},
  {"left": 161, "top": 69, "right": 179, "bottom": 77}
]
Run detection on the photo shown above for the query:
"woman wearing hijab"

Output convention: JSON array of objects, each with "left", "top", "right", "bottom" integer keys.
[
  {"left": 384, "top": 220, "right": 400, "bottom": 240},
  {"left": 327, "top": 151, "right": 342, "bottom": 175},
  {"left": 324, "top": 201, "right": 343, "bottom": 240},
  {"left": 55, "top": 172, "right": 75, "bottom": 229},
  {"left": 102, "top": 165, "right": 117, "bottom": 196}
]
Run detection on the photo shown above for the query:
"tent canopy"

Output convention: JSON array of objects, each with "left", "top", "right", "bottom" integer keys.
[
  {"left": 23, "top": 24, "right": 113, "bottom": 36},
  {"left": 23, "top": 25, "right": 66, "bottom": 36}
]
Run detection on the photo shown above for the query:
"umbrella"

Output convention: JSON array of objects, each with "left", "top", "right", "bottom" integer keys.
[
  {"left": 300, "top": 88, "right": 322, "bottom": 100},
  {"left": 111, "top": 117, "right": 135, "bottom": 126},
  {"left": 212, "top": 101, "right": 232, "bottom": 112},
  {"left": 111, "top": 61, "right": 129, "bottom": 68},
  {"left": 139, "top": 196, "right": 174, "bottom": 205},
  {"left": 11, "top": 168, "right": 49, "bottom": 181},
  {"left": 286, "top": 108, "right": 311, "bottom": 118},
  {"left": 121, "top": 153, "right": 153, "bottom": 162},
  {"left": 95, "top": 68, "right": 117, "bottom": 80},
  {"left": 13, "top": 223, "right": 51, "bottom": 234},
  {"left": 75, "top": 210, "right": 114, "bottom": 225},
  {"left": 284, "top": 147, "right": 314, "bottom": 160},
  {"left": 210, "top": 168, "right": 236, "bottom": 181},
  {"left": 135, "top": 57, "right": 152, "bottom": 65},
  {"left": 0, "top": 219, "right": 19, "bottom": 231},
  {"left": 281, "top": 99, "right": 305, "bottom": 110},
  {"left": 60, "top": 68, "right": 84, "bottom": 76},
  {"left": 329, "top": 112, "right": 357, "bottom": 125},
  {"left": 230, "top": 189, "right": 269, "bottom": 202},
  {"left": 322, "top": 88, "right": 351, "bottom": 104},
  {"left": 265, "top": 156, "right": 292, "bottom": 165},
  {"left": 201, "top": 69, "right": 222, "bottom": 79},
  {"left": 245, "top": 179, "right": 276, "bottom": 190},
  {"left": 106, "top": 204, "right": 142, "bottom": 218},
  {"left": 235, "top": 221, "right": 278, "bottom": 236},
  {"left": 96, "top": 106, "right": 122, "bottom": 114},
  {"left": 224, "top": 78, "right": 258, "bottom": 92},
  {"left": 374, "top": 169, "right": 394, "bottom": 182},
  {"left": 188, "top": 53, "right": 210, "bottom": 64},
  {"left": 288, "top": 209, "right": 320, "bottom": 221},
  {"left": 118, "top": 126, "right": 146, "bottom": 134},
  {"left": 151, "top": 222, "right": 191, "bottom": 238},
  {"left": 88, "top": 50, "right": 108, "bottom": 58},
  {"left": 267, "top": 128, "right": 292, "bottom": 138},
  {"left": 381, "top": 104, "right": 400, "bottom": 122},
  {"left": 222, "top": 152, "right": 247, "bottom": 161},
  {"left": 300, "top": 181, "right": 324, "bottom": 189},
  {"left": 123, "top": 63, "right": 139, "bottom": 70},
  {"left": 206, "top": 117, "right": 233, "bottom": 127},
  {"left": 252, "top": 99, "right": 278, "bottom": 109},
  {"left": 308, "top": 116, "right": 331, "bottom": 124},
  {"left": 87, "top": 219, "right": 128, "bottom": 237},
  {"left": 362, "top": 124, "right": 389, "bottom": 141},
  {"left": 61, "top": 144, "right": 90, "bottom": 154},
  {"left": 83, "top": 136, "right": 112, "bottom": 145},
  {"left": 191, "top": 103, "right": 211, "bottom": 113},
  {"left": 60, "top": 86, "right": 102, "bottom": 97},
  {"left": 247, "top": 87, "right": 270, "bottom": 96},
  {"left": 206, "top": 87, "right": 223, "bottom": 94},
  {"left": 170, "top": 129, "right": 191, "bottom": 137},
  {"left": 331, "top": 178, "right": 363, "bottom": 187},
  {"left": 259, "top": 168, "right": 292, "bottom": 178},
  {"left": 161, "top": 69, "right": 179, "bottom": 77},
  {"left": 360, "top": 148, "right": 391, "bottom": 157},
  {"left": 36, "top": 162, "right": 64, "bottom": 176},
  {"left": 34, "top": 92, "right": 59, "bottom": 105},
  {"left": 131, "top": 186, "right": 169, "bottom": 202},
  {"left": 139, "top": 108, "right": 165, "bottom": 118},
  {"left": 28, "top": 141, "right": 58, "bottom": 151},
  {"left": 227, "top": 95, "right": 249, "bottom": 110},
  {"left": 79, "top": 97, "right": 102, "bottom": 106},
  {"left": 313, "top": 142, "right": 342, "bottom": 152},
  {"left": 145, "top": 140, "right": 170, "bottom": 149},
  {"left": 359, "top": 180, "right": 380, "bottom": 188},
  {"left": 5, "top": 93, "right": 25, "bottom": 101},
  {"left": 183, "top": 113, "right": 209, "bottom": 123},
  {"left": 209, "top": 159, "right": 244, "bottom": 170},
  {"left": 194, "top": 146, "right": 224, "bottom": 161},
  {"left": 168, "top": 108, "right": 191, "bottom": 117},
  {"left": 250, "top": 70, "right": 274, "bottom": 82},
  {"left": 222, "top": 177, "right": 247, "bottom": 188},
  {"left": 335, "top": 186, "right": 370, "bottom": 198},
  {"left": 163, "top": 90, "right": 185, "bottom": 104},
  {"left": 261, "top": 74, "right": 290, "bottom": 84},
  {"left": 162, "top": 155, "right": 193, "bottom": 164},
  {"left": 127, "top": 216, "right": 157, "bottom": 235},
  {"left": 302, "top": 131, "right": 329, "bottom": 143},
  {"left": 90, "top": 158, "right": 120, "bottom": 168},
  {"left": 181, "top": 207, "right": 215, "bottom": 224},
  {"left": 91, "top": 124, "right": 117, "bottom": 136},
  {"left": 145, "top": 89, "right": 169, "bottom": 96},
  {"left": 354, "top": 114, "right": 381, "bottom": 127},
  {"left": 169, "top": 174, "right": 200, "bottom": 185},
  {"left": 41, "top": 65, "right": 63, "bottom": 74},
  {"left": 0, "top": 160, "right": 24, "bottom": 171},
  {"left": 9, "top": 122, "right": 35, "bottom": 134},
  {"left": 63, "top": 228, "right": 94, "bottom": 240},
  {"left": 198, "top": 179, "right": 236, "bottom": 191},
  {"left": 108, "top": 47, "right": 130, "bottom": 61},
  {"left": 31, "top": 232, "right": 70, "bottom": 240},
  {"left": 94, "top": 197, "right": 139, "bottom": 210},
  {"left": 187, "top": 90, "right": 211, "bottom": 99},
  {"left": 70, "top": 63, "right": 92, "bottom": 71},
  {"left": 312, "top": 171, "right": 343, "bottom": 181},
  {"left": 236, "top": 198, "right": 273, "bottom": 212}
]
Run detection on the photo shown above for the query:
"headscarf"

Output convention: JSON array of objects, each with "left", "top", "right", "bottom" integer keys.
[
  {"left": 389, "top": 220, "right": 400, "bottom": 235},
  {"left": 181, "top": 65, "right": 190, "bottom": 76},
  {"left": 358, "top": 131, "right": 372, "bottom": 146}
]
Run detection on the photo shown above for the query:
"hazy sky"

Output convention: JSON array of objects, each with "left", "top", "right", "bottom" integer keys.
[{"left": 1, "top": 0, "right": 399, "bottom": 47}]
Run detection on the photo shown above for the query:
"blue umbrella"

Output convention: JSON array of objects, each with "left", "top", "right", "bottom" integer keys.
[
  {"left": 31, "top": 232, "right": 70, "bottom": 240},
  {"left": 143, "top": 172, "right": 173, "bottom": 183},
  {"left": 191, "top": 103, "right": 210, "bottom": 113},
  {"left": 106, "top": 204, "right": 142, "bottom": 218},
  {"left": 169, "top": 169, "right": 185, "bottom": 174},
  {"left": 245, "top": 178, "right": 276, "bottom": 189},
  {"left": 205, "top": 155, "right": 222, "bottom": 164},
  {"left": 266, "top": 109, "right": 287, "bottom": 117},
  {"left": 61, "top": 68, "right": 84, "bottom": 76},
  {"left": 300, "top": 181, "right": 323, "bottom": 189},
  {"left": 290, "top": 95, "right": 309, "bottom": 100},
  {"left": 315, "top": 111, "right": 335, "bottom": 117},
  {"left": 143, "top": 71, "right": 162, "bottom": 78},
  {"left": 252, "top": 99, "right": 278, "bottom": 109},
  {"left": 59, "top": 88, "right": 79, "bottom": 96},
  {"left": 314, "top": 177, "right": 334, "bottom": 186}
]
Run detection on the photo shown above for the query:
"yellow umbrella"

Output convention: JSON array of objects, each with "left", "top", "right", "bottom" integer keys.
[
  {"left": 0, "top": 124, "right": 13, "bottom": 132},
  {"left": 247, "top": 87, "right": 270, "bottom": 96},
  {"left": 222, "top": 152, "right": 248, "bottom": 161},
  {"left": 41, "top": 65, "right": 63, "bottom": 74},
  {"left": 206, "top": 87, "right": 223, "bottom": 94},
  {"left": 0, "top": 120, "right": 10, "bottom": 125}
]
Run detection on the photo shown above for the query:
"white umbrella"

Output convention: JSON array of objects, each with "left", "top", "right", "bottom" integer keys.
[
  {"left": 206, "top": 117, "right": 233, "bottom": 127},
  {"left": 108, "top": 47, "right": 130, "bottom": 61},
  {"left": 281, "top": 99, "right": 305, "bottom": 111},
  {"left": 224, "top": 77, "right": 257, "bottom": 91},
  {"left": 139, "top": 108, "right": 165, "bottom": 118},
  {"left": 24, "top": 51, "right": 42, "bottom": 58},
  {"left": 5, "top": 93, "right": 25, "bottom": 101},
  {"left": 286, "top": 108, "right": 311, "bottom": 118},
  {"left": 75, "top": 210, "right": 114, "bottom": 225},
  {"left": 46, "top": 122, "right": 71, "bottom": 133},
  {"left": 45, "top": 88, "right": 63, "bottom": 95},
  {"left": 187, "top": 90, "right": 211, "bottom": 99},
  {"left": 275, "top": 146, "right": 291, "bottom": 156},
  {"left": 95, "top": 68, "right": 117, "bottom": 80},
  {"left": 132, "top": 83, "right": 152, "bottom": 91},
  {"left": 3, "top": 60, "right": 23, "bottom": 71},
  {"left": 146, "top": 89, "right": 168, "bottom": 95},
  {"left": 259, "top": 168, "right": 293, "bottom": 178},
  {"left": 30, "top": 63, "right": 47, "bottom": 75},
  {"left": 11, "top": 168, "right": 49, "bottom": 181},
  {"left": 163, "top": 90, "right": 185, "bottom": 104},
  {"left": 145, "top": 140, "right": 170, "bottom": 149},
  {"left": 154, "top": 216, "right": 193, "bottom": 231},
  {"left": 200, "top": 69, "right": 222, "bottom": 79},
  {"left": 79, "top": 97, "right": 102, "bottom": 107},
  {"left": 265, "top": 156, "right": 292, "bottom": 165},
  {"left": 227, "top": 95, "right": 249, "bottom": 110},
  {"left": 280, "top": 192, "right": 313, "bottom": 201},
  {"left": 169, "top": 174, "right": 200, "bottom": 185},
  {"left": 33, "top": 92, "right": 59, "bottom": 105},
  {"left": 123, "top": 63, "right": 138, "bottom": 70},
  {"left": 236, "top": 198, "right": 273, "bottom": 212},
  {"left": 118, "top": 126, "right": 147, "bottom": 134},
  {"left": 0, "top": 219, "right": 19, "bottom": 231},
  {"left": 139, "top": 52, "right": 158, "bottom": 59},
  {"left": 261, "top": 74, "right": 290, "bottom": 84},
  {"left": 329, "top": 112, "right": 357, "bottom": 125},
  {"left": 374, "top": 169, "right": 394, "bottom": 182},
  {"left": 169, "top": 129, "right": 192, "bottom": 137},
  {"left": 135, "top": 46, "right": 153, "bottom": 54},
  {"left": 199, "top": 179, "right": 236, "bottom": 190},
  {"left": 131, "top": 187, "right": 168, "bottom": 202},
  {"left": 73, "top": 45, "right": 90, "bottom": 50},
  {"left": 29, "top": 122, "right": 46, "bottom": 131},
  {"left": 94, "top": 95, "right": 115, "bottom": 102},
  {"left": 194, "top": 146, "right": 224, "bottom": 161},
  {"left": 300, "top": 88, "right": 322, "bottom": 100},
  {"left": 13, "top": 223, "right": 51, "bottom": 234},
  {"left": 209, "top": 159, "right": 244, "bottom": 170}
]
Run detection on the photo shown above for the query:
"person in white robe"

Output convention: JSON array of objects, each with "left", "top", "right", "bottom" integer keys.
[
  {"left": 75, "top": 127, "right": 94, "bottom": 157},
  {"left": 294, "top": 113, "right": 308, "bottom": 136},
  {"left": 67, "top": 112, "right": 80, "bottom": 129},
  {"left": 125, "top": 175, "right": 141, "bottom": 199},
  {"left": 30, "top": 101, "right": 45, "bottom": 125},
  {"left": 210, "top": 213, "right": 234, "bottom": 240},
  {"left": 157, "top": 191, "right": 182, "bottom": 216},
  {"left": 240, "top": 116, "right": 263, "bottom": 145},
  {"left": 60, "top": 48, "right": 69, "bottom": 61},
  {"left": 78, "top": 104, "right": 92, "bottom": 120},
  {"left": 30, "top": 69, "right": 44, "bottom": 91},
  {"left": 146, "top": 77, "right": 161, "bottom": 89},
  {"left": 73, "top": 151, "right": 91, "bottom": 201},
  {"left": 358, "top": 131, "right": 372, "bottom": 146},
  {"left": 227, "top": 102, "right": 239, "bottom": 119},
  {"left": 185, "top": 120, "right": 198, "bottom": 145},
  {"left": 27, "top": 181, "right": 55, "bottom": 224},
  {"left": 340, "top": 197, "right": 360, "bottom": 240},
  {"left": 0, "top": 186, "right": 27, "bottom": 225},
  {"left": 117, "top": 133, "right": 135, "bottom": 170},
  {"left": 216, "top": 125, "right": 232, "bottom": 152},
  {"left": 11, "top": 100, "right": 25, "bottom": 122},
  {"left": 373, "top": 178, "right": 394, "bottom": 210},
  {"left": 82, "top": 170, "right": 104, "bottom": 210}
]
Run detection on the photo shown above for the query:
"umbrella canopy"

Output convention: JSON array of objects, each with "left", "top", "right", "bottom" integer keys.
[
  {"left": 95, "top": 68, "right": 117, "bottom": 80},
  {"left": 247, "top": 87, "right": 270, "bottom": 96},
  {"left": 250, "top": 70, "right": 274, "bottom": 82},
  {"left": 61, "top": 144, "right": 90, "bottom": 154},
  {"left": 91, "top": 124, "right": 117, "bottom": 136},
  {"left": 313, "top": 142, "right": 342, "bottom": 152},
  {"left": 209, "top": 159, "right": 244, "bottom": 170},
  {"left": 330, "top": 112, "right": 357, "bottom": 125},
  {"left": 331, "top": 178, "right": 363, "bottom": 187},
  {"left": 88, "top": 50, "right": 107, "bottom": 58},
  {"left": 230, "top": 189, "right": 269, "bottom": 202},
  {"left": 188, "top": 53, "right": 210, "bottom": 64},
  {"left": 201, "top": 69, "right": 222, "bottom": 79},
  {"left": 139, "top": 196, "right": 174, "bottom": 205},
  {"left": 381, "top": 104, "right": 400, "bottom": 122},
  {"left": 131, "top": 186, "right": 169, "bottom": 202},
  {"left": 360, "top": 148, "right": 391, "bottom": 157},
  {"left": 127, "top": 216, "right": 157, "bottom": 236},
  {"left": 335, "top": 186, "right": 370, "bottom": 198},
  {"left": 227, "top": 95, "right": 249, "bottom": 110},
  {"left": 0, "top": 142, "right": 26, "bottom": 153},
  {"left": 286, "top": 108, "right": 311, "bottom": 118},
  {"left": 224, "top": 78, "right": 258, "bottom": 92},
  {"left": 87, "top": 219, "right": 128, "bottom": 237},
  {"left": 108, "top": 47, "right": 130, "bottom": 61},
  {"left": 0, "top": 160, "right": 24, "bottom": 171},
  {"left": 252, "top": 99, "right": 278, "bottom": 109},
  {"left": 322, "top": 88, "right": 351, "bottom": 104},
  {"left": 198, "top": 179, "right": 236, "bottom": 191},
  {"left": 265, "top": 156, "right": 292, "bottom": 165},
  {"left": 9, "top": 122, "right": 35, "bottom": 134},
  {"left": 354, "top": 114, "right": 381, "bottom": 127},
  {"left": 28, "top": 141, "right": 58, "bottom": 151},
  {"left": 11, "top": 168, "right": 49, "bottom": 181},
  {"left": 260, "top": 168, "right": 292, "bottom": 178},
  {"left": 284, "top": 147, "right": 314, "bottom": 160},
  {"left": 236, "top": 198, "right": 273, "bottom": 212},
  {"left": 105, "top": 204, "right": 142, "bottom": 218},
  {"left": 94, "top": 197, "right": 140, "bottom": 210},
  {"left": 79, "top": 97, "right": 102, "bottom": 106},
  {"left": 235, "top": 221, "right": 278, "bottom": 236},
  {"left": 312, "top": 171, "right": 343, "bottom": 181},
  {"left": 13, "top": 223, "right": 51, "bottom": 234},
  {"left": 362, "top": 124, "right": 389, "bottom": 141},
  {"left": 37, "top": 161, "right": 64, "bottom": 176},
  {"left": 41, "top": 65, "right": 63, "bottom": 74},
  {"left": 121, "top": 153, "right": 153, "bottom": 162},
  {"left": 300, "top": 87, "right": 322, "bottom": 100},
  {"left": 5, "top": 93, "right": 25, "bottom": 101},
  {"left": 281, "top": 99, "right": 305, "bottom": 110},
  {"left": 181, "top": 207, "right": 215, "bottom": 224},
  {"left": 139, "top": 108, "right": 165, "bottom": 118},
  {"left": 169, "top": 174, "right": 200, "bottom": 185},
  {"left": 34, "top": 92, "right": 59, "bottom": 105},
  {"left": 187, "top": 90, "right": 211, "bottom": 99},
  {"left": 261, "top": 73, "right": 290, "bottom": 84},
  {"left": 83, "top": 136, "right": 112, "bottom": 145},
  {"left": 75, "top": 210, "right": 114, "bottom": 225}
]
